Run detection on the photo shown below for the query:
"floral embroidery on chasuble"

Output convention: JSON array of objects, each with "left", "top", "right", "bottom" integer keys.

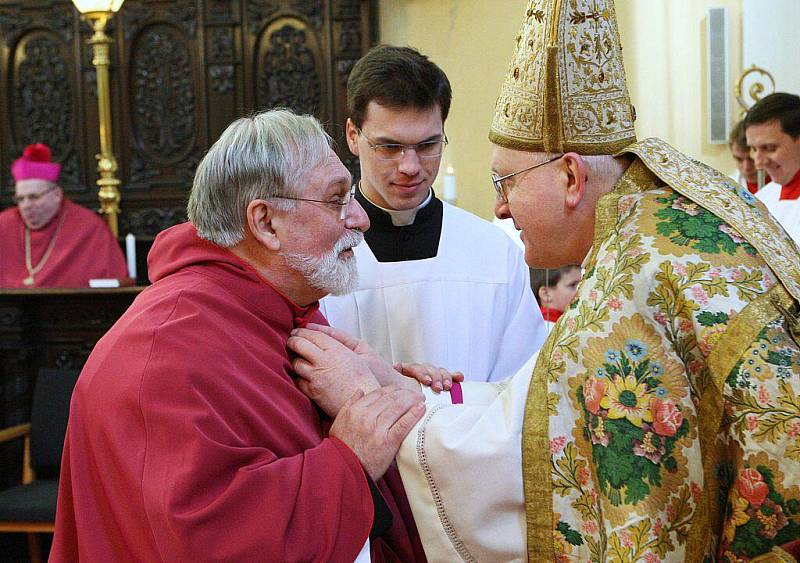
[{"left": 522, "top": 138, "right": 800, "bottom": 562}]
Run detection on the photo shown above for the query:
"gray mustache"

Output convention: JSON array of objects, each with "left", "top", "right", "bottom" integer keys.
[{"left": 335, "top": 230, "right": 364, "bottom": 254}]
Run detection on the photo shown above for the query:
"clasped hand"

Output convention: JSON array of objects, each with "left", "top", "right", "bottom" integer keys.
[
  {"left": 287, "top": 323, "right": 419, "bottom": 480},
  {"left": 287, "top": 324, "right": 464, "bottom": 479},
  {"left": 287, "top": 324, "right": 463, "bottom": 479},
  {"left": 288, "top": 323, "right": 464, "bottom": 417}
]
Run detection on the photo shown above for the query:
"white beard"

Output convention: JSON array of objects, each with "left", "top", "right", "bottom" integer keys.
[{"left": 281, "top": 230, "right": 364, "bottom": 296}]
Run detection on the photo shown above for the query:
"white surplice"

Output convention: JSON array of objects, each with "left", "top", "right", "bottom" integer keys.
[
  {"left": 395, "top": 369, "right": 531, "bottom": 562},
  {"left": 755, "top": 181, "right": 800, "bottom": 246},
  {"left": 321, "top": 202, "right": 546, "bottom": 382}
]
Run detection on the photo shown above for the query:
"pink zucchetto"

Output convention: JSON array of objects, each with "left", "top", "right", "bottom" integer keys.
[{"left": 11, "top": 143, "right": 61, "bottom": 183}]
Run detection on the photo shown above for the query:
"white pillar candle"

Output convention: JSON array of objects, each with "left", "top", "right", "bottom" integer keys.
[
  {"left": 443, "top": 165, "right": 457, "bottom": 202},
  {"left": 125, "top": 232, "right": 137, "bottom": 281}
]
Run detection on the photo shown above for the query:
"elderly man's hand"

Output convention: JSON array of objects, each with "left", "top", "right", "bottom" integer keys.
[
  {"left": 287, "top": 328, "right": 380, "bottom": 417},
  {"left": 299, "top": 323, "right": 403, "bottom": 386},
  {"left": 292, "top": 324, "right": 464, "bottom": 393},
  {"left": 290, "top": 324, "right": 419, "bottom": 392},
  {"left": 330, "top": 387, "right": 426, "bottom": 480}
]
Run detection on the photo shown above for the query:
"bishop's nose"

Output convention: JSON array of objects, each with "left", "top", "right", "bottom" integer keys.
[{"left": 494, "top": 195, "right": 511, "bottom": 221}]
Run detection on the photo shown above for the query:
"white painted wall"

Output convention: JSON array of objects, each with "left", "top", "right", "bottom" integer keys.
[
  {"left": 617, "top": 0, "right": 743, "bottom": 172},
  {"left": 377, "top": 0, "right": 748, "bottom": 219},
  {"left": 742, "top": 0, "right": 800, "bottom": 101}
]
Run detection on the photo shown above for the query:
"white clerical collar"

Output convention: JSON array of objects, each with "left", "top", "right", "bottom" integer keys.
[{"left": 360, "top": 186, "right": 433, "bottom": 226}]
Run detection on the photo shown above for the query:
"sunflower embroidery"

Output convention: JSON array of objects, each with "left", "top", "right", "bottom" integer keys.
[{"left": 600, "top": 375, "right": 653, "bottom": 427}]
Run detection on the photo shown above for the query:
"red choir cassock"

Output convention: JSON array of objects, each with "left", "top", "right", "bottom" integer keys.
[
  {"left": 51, "top": 222, "right": 425, "bottom": 562},
  {"left": 539, "top": 305, "right": 563, "bottom": 323},
  {"left": 779, "top": 169, "right": 800, "bottom": 200},
  {"left": 0, "top": 199, "right": 128, "bottom": 288}
]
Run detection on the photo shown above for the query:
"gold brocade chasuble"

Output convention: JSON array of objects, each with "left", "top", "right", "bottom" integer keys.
[{"left": 523, "top": 138, "right": 800, "bottom": 562}]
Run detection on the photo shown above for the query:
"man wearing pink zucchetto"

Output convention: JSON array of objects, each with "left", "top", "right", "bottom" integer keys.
[{"left": 0, "top": 143, "right": 128, "bottom": 287}]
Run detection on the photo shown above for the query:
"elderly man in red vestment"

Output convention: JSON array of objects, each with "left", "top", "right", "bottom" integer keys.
[
  {"left": 51, "top": 109, "right": 428, "bottom": 562},
  {"left": 0, "top": 143, "right": 128, "bottom": 287}
]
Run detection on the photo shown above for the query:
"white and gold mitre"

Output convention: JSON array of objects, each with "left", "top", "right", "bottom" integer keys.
[{"left": 489, "top": 0, "right": 637, "bottom": 154}]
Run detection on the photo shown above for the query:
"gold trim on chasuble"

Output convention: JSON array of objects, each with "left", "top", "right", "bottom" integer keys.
[
  {"left": 682, "top": 286, "right": 794, "bottom": 560},
  {"left": 693, "top": 285, "right": 799, "bottom": 561},
  {"left": 522, "top": 158, "right": 658, "bottom": 561},
  {"left": 621, "top": 138, "right": 800, "bottom": 304},
  {"left": 523, "top": 344, "right": 556, "bottom": 561},
  {"left": 489, "top": 0, "right": 637, "bottom": 155},
  {"left": 522, "top": 146, "right": 800, "bottom": 561},
  {"left": 707, "top": 285, "right": 794, "bottom": 394}
]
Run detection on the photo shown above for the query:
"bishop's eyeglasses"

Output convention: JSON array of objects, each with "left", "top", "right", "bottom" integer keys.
[
  {"left": 272, "top": 184, "right": 356, "bottom": 220},
  {"left": 491, "top": 155, "right": 562, "bottom": 203},
  {"left": 357, "top": 128, "right": 448, "bottom": 161}
]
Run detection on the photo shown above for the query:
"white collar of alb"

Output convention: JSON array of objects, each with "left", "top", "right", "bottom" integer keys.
[{"left": 362, "top": 187, "right": 433, "bottom": 226}]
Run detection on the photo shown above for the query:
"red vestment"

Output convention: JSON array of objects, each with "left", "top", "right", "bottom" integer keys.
[
  {"left": 745, "top": 175, "right": 770, "bottom": 195},
  {"left": 539, "top": 305, "right": 563, "bottom": 323},
  {"left": 51, "top": 222, "right": 424, "bottom": 562},
  {"left": 0, "top": 199, "right": 127, "bottom": 288},
  {"left": 779, "top": 169, "right": 800, "bottom": 200}
]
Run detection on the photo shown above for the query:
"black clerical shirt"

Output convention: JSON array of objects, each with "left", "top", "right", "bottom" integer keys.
[{"left": 356, "top": 187, "right": 443, "bottom": 262}]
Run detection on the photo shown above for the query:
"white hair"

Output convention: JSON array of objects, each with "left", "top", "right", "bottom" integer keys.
[{"left": 188, "top": 109, "right": 332, "bottom": 247}]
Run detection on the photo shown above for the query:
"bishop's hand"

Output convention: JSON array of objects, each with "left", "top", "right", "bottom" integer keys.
[{"left": 394, "top": 362, "right": 464, "bottom": 393}]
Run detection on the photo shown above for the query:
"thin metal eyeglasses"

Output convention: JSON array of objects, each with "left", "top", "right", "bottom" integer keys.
[
  {"left": 14, "top": 184, "right": 57, "bottom": 204},
  {"left": 357, "top": 127, "right": 448, "bottom": 161},
  {"left": 272, "top": 184, "right": 356, "bottom": 220},
  {"left": 491, "top": 155, "right": 562, "bottom": 203}
]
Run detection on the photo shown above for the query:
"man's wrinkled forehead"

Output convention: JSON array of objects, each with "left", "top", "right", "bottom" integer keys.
[
  {"left": 305, "top": 150, "right": 351, "bottom": 195},
  {"left": 327, "top": 150, "right": 351, "bottom": 182},
  {"left": 327, "top": 170, "right": 352, "bottom": 193},
  {"left": 14, "top": 178, "right": 53, "bottom": 196}
]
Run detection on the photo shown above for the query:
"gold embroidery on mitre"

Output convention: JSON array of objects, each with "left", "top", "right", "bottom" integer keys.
[{"left": 490, "top": 0, "right": 637, "bottom": 154}]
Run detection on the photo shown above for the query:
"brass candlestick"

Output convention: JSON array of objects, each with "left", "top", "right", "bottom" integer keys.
[{"left": 72, "top": 1, "right": 125, "bottom": 236}]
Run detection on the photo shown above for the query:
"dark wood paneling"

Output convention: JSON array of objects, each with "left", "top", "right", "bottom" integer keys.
[
  {"left": 0, "top": 0, "right": 375, "bottom": 235},
  {"left": 0, "top": 288, "right": 143, "bottom": 490}
]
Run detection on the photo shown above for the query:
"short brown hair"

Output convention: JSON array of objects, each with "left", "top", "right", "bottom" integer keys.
[
  {"left": 529, "top": 265, "right": 580, "bottom": 306},
  {"left": 347, "top": 45, "right": 452, "bottom": 128},
  {"left": 728, "top": 120, "right": 747, "bottom": 149},
  {"left": 744, "top": 92, "right": 800, "bottom": 139}
]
